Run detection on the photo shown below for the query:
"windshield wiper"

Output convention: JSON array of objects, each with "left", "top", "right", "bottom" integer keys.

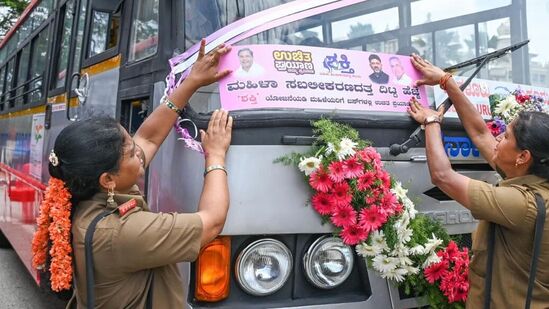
[{"left": 389, "top": 39, "right": 530, "bottom": 156}]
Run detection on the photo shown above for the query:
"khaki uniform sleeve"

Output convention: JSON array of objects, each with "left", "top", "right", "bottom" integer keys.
[
  {"left": 112, "top": 211, "right": 203, "bottom": 272},
  {"left": 467, "top": 179, "right": 536, "bottom": 231}
]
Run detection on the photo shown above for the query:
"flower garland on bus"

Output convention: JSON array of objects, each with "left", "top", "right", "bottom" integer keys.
[
  {"left": 31, "top": 177, "right": 73, "bottom": 292},
  {"left": 277, "top": 119, "right": 469, "bottom": 307},
  {"left": 487, "top": 89, "right": 548, "bottom": 136}
]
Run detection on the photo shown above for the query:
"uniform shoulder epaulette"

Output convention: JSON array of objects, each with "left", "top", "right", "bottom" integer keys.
[{"left": 118, "top": 199, "right": 138, "bottom": 217}]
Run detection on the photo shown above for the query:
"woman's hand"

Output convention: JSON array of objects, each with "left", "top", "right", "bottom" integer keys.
[
  {"left": 201, "top": 110, "right": 233, "bottom": 161},
  {"left": 407, "top": 97, "right": 442, "bottom": 124},
  {"left": 410, "top": 54, "right": 447, "bottom": 87},
  {"left": 186, "top": 39, "right": 232, "bottom": 89}
]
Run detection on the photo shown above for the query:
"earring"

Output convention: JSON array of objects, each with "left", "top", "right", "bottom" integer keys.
[
  {"left": 515, "top": 161, "right": 520, "bottom": 168},
  {"left": 107, "top": 186, "right": 115, "bottom": 205}
]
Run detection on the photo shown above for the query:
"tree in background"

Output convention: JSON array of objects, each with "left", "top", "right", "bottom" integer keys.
[{"left": 0, "top": 0, "right": 30, "bottom": 40}]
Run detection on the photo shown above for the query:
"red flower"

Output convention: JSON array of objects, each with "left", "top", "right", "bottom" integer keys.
[
  {"left": 311, "top": 192, "right": 334, "bottom": 215},
  {"left": 357, "top": 146, "right": 381, "bottom": 164},
  {"left": 377, "top": 170, "right": 391, "bottom": 188},
  {"left": 340, "top": 224, "right": 368, "bottom": 245},
  {"left": 343, "top": 157, "right": 364, "bottom": 179},
  {"left": 445, "top": 241, "right": 458, "bottom": 260},
  {"left": 380, "top": 191, "right": 399, "bottom": 216},
  {"left": 330, "top": 204, "right": 357, "bottom": 227},
  {"left": 358, "top": 206, "right": 388, "bottom": 232},
  {"left": 309, "top": 168, "right": 333, "bottom": 193},
  {"left": 331, "top": 182, "right": 353, "bottom": 207},
  {"left": 424, "top": 260, "right": 449, "bottom": 284},
  {"left": 357, "top": 172, "right": 375, "bottom": 191},
  {"left": 328, "top": 161, "right": 346, "bottom": 183}
]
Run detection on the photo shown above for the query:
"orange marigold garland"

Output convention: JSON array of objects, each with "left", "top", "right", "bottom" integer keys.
[{"left": 31, "top": 177, "right": 73, "bottom": 291}]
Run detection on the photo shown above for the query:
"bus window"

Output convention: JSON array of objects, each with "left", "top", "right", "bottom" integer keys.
[
  {"left": 29, "top": 27, "right": 49, "bottom": 105},
  {"left": 411, "top": 0, "right": 511, "bottom": 26},
  {"left": 87, "top": 0, "right": 121, "bottom": 58},
  {"left": 0, "top": 67, "right": 5, "bottom": 112},
  {"left": 54, "top": 0, "right": 75, "bottom": 89},
  {"left": 15, "top": 44, "right": 31, "bottom": 107},
  {"left": 183, "top": 0, "right": 296, "bottom": 48},
  {"left": 30, "top": 0, "right": 54, "bottom": 30},
  {"left": 71, "top": 0, "right": 87, "bottom": 84},
  {"left": 5, "top": 58, "right": 16, "bottom": 109},
  {"left": 128, "top": 0, "right": 159, "bottom": 62}
]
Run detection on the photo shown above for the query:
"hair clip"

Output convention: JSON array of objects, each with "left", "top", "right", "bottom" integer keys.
[
  {"left": 540, "top": 158, "right": 548, "bottom": 165},
  {"left": 49, "top": 150, "right": 59, "bottom": 167}
]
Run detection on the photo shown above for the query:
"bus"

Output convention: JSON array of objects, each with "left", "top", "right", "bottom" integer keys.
[{"left": 0, "top": 0, "right": 547, "bottom": 308}]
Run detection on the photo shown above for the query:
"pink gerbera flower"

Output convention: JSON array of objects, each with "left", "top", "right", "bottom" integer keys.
[
  {"left": 309, "top": 168, "right": 333, "bottom": 193},
  {"left": 445, "top": 241, "right": 459, "bottom": 260},
  {"left": 377, "top": 170, "right": 391, "bottom": 188},
  {"left": 331, "top": 182, "right": 353, "bottom": 207},
  {"left": 311, "top": 192, "right": 334, "bottom": 215},
  {"left": 357, "top": 172, "right": 375, "bottom": 191},
  {"left": 330, "top": 204, "right": 357, "bottom": 227},
  {"left": 359, "top": 206, "right": 388, "bottom": 232},
  {"left": 356, "top": 146, "right": 381, "bottom": 164},
  {"left": 343, "top": 157, "right": 364, "bottom": 179},
  {"left": 340, "top": 224, "right": 368, "bottom": 245},
  {"left": 424, "top": 260, "right": 449, "bottom": 284},
  {"left": 328, "top": 161, "right": 346, "bottom": 183}
]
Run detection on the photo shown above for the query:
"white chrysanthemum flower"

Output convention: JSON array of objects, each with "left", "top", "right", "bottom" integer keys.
[
  {"left": 356, "top": 242, "right": 382, "bottom": 257},
  {"left": 397, "top": 256, "right": 413, "bottom": 267},
  {"left": 494, "top": 95, "right": 520, "bottom": 120},
  {"left": 336, "top": 138, "right": 357, "bottom": 160},
  {"left": 370, "top": 230, "right": 389, "bottom": 252},
  {"left": 397, "top": 227, "right": 413, "bottom": 244},
  {"left": 391, "top": 244, "right": 410, "bottom": 257},
  {"left": 409, "top": 244, "right": 426, "bottom": 255},
  {"left": 382, "top": 267, "right": 408, "bottom": 282},
  {"left": 325, "top": 142, "right": 336, "bottom": 155},
  {"left": 422, "top": 252, "right": 442, "bottom": 268},
  {"left": 424, "top": 233, "right": 443, "bottom": 253},
  {"left": 373, "top": 255, "right": 398, "bottom": 273},
  {"left": 298, "top": 156, "right": 322, "bottom": 176},
  {"left": 391, "top": 182, "right": 408, "bottom": 200},
  {"left": 404, "top": 265, "right": 420, "bottom": 275},
  {"left": 407, "top": 204, "right": 418, "bottom": 219}
]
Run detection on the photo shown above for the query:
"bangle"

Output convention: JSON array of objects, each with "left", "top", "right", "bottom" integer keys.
[
  {"left": 439, "top": 73, "right": 453, "bottom": 90},
  {"left": 204, "top": 165, "right": 227, "bottom": 177},
  {"left": 161, "top": 95, "right": 183, "bottom": 115}
]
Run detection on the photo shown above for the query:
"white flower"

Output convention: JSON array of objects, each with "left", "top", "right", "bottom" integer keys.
[
  {"left": 397, "top": 256, "right": 413, "bottom": 267},
  {"left": 404, "top": 265, "right": 420, "bottom": 275},
  {"left": 409, "top": 244, "right": 426, "bottom": 255},
  {"left": 336, "top": 138, "right": 357, "bottom": 160},
  {"left": 370, "top": 230, "right": 389, "bottom": 252},
  {"left": 422, "top": 252, "right": 442, "bottom": 268},
  {"left": 424, "top": 233, "right": 443, "bottom": 253},
  {"left": 391, "top": 244, "right": 410, "bottom": 257},
  {"left": 382, "top": 267, "right": 408, "bottom": 282},
  {"left": 356, "top": 242, "right": 382, "bottom": 257},
  {"left": 373, "top": 255, "right": 398, "bottom": 273},
  {"left": 397, "top": 227, "right": 413, "bottom": 244},
  {"left": 406, "top": 204, "right": 418, "bottom": 220},
  {"left": 325, "top": 142, "right": 336, "bottom": 155},
  {"left": 494, "top": 95, "right": 520, "bottom": 120},
  {"left": 298, "top": 156, "right": 322, "bottom": 176},
  {"left": 391, "top": 182, "right": 408, "bottom": 200}
]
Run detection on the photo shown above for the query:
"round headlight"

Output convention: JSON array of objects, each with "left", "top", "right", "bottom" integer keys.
[
  {"left": 235, "top": 239, "right": 293, "bottom": 296},
  {"left": 303, "top": 236, "right": 354, "bottom": 289}
]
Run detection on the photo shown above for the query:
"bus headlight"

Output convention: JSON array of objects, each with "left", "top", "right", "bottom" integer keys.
[
  {"left": 303, "top": 236, "right": 354, "bottom": 289},
  {"left": 235, "top": 239, "right": 292, "bottom": 296}
]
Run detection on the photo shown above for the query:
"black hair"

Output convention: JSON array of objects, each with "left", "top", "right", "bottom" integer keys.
[
  {"left": 238, "top": 48, "right": 253, "bottom": 57},
  {"left": 368, "top": 54, "right": 381, "bottom": 62},
  {"left": 48, "top": 117, "right": 126, "bottom": 203},
  {"left": 513, "top": 111, "right": 549, "bottom": 180}
]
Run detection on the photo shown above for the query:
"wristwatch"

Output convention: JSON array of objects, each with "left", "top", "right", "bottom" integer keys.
[{"left": 421, "top": 115, "right": 442, "bottom": 129}]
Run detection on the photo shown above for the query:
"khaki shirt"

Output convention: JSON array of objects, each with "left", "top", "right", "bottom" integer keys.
[
  {"left": 68, "top": 187, "right": 203, "bottom": 308},
  {"left": 467, "top": 175, "right": 549, "bottom": 309}
]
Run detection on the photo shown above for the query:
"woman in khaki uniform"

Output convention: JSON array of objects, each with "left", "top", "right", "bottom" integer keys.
[
  {"left": 407, "top": 54, "right": 549, "bottom": 308},
  {"left": 33, "top": 40, "right": 233, "bottom": 308}
]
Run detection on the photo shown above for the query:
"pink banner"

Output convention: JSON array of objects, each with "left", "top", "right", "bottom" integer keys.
[{"left": 218, "top": 45, "right": 428, "bottom": 112}]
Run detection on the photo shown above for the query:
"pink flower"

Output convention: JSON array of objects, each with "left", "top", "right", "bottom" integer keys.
[
  {"left": 357, "top": 147, "right": 381, "bottom": 164},
  {"left": 331, "top": 182, "right": 353, "bottom": 207},
  {"left": 309, "top": 168, "right": 333, "bottom": 193},
  {"left": 330, "top": 204, "right": 357, "bottom": 227},
  {"left": 424, "top": 260, "right": 449, "bottom": 284},
  {"left": 340, "top": 224, "right": 368, "bottom": 245},
  {"left": 357, "top": 172, "right": 376, "bottom": 191},
  {"left": 311, "top": 192, "right": 334, "bottom": 215},
  {"left": 359, "top": 206, "right": 388, "bottom": 232},
  {"left": 343, "top": 157, "right": 364, "bottom": 179},
  {"left": 377, "top": 170, "right": 392, "bottom": 188},
  {"left": 379, "top": 191, "right": 399, "bottom": 216},
  {"left": 328, "top": 161, "right": 346, "bottom": 183},
  {"left": 445, "top": 241, "right": 458, "bottom": 260}
]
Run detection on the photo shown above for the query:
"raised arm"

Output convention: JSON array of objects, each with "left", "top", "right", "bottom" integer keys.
[
  {"left": 133, "top": 39, "right": 232, "bottom": 167},
  {"left": 410, "top": 54, "right": 498, "bottom": 169}
]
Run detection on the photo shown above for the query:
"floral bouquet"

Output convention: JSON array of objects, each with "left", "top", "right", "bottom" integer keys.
[
  {"left": 487, "top": 89, "right": 548, "bottom": 136},
  {"left": 277, "top": 119, "right": 469, "bottom": 308}
]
